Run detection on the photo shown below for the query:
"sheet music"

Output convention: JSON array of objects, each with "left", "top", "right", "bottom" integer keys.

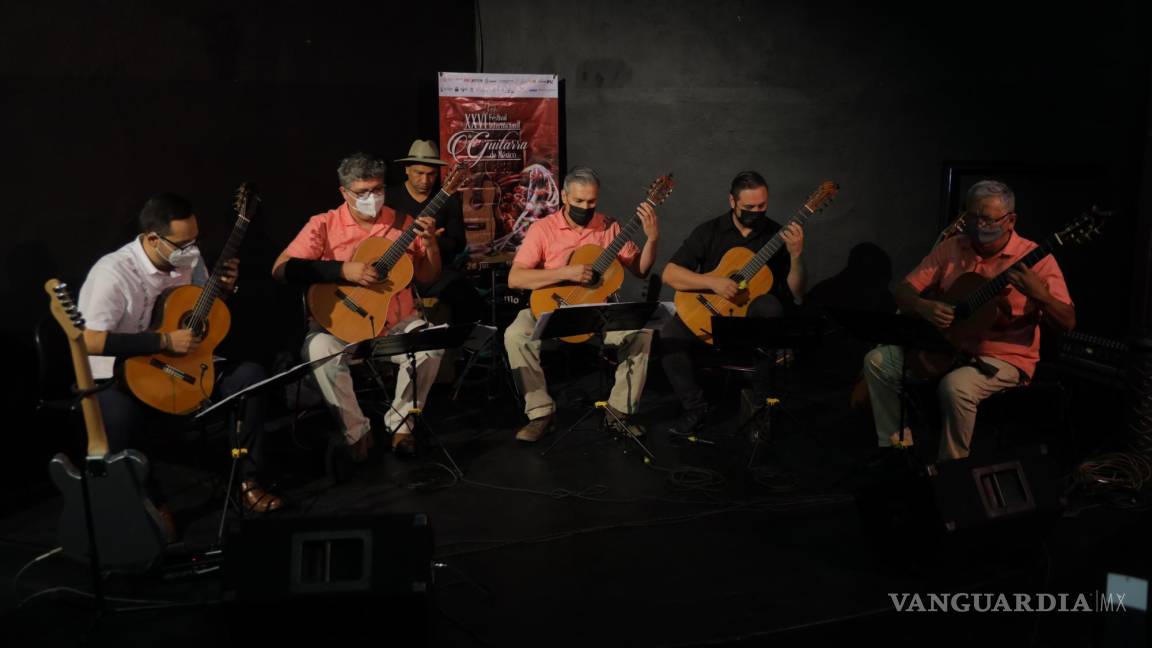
[
  {"left": 194, "top": 341, "right": 357, "bottom": 419},
  {"left": 530, "top": 302, "right": 673, "bottom": 341}
]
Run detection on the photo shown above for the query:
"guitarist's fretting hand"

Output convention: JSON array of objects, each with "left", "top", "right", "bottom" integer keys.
[
  {"left": 341, "top": 262, "right": 380, "bottom": 286},
  {"left": 917, "top": 299, "right": 956, "bottom": 329},
  {"left": 219, "top": 258, "right": 240, "bottom": 293},
  {"left": 562, "top": 264, "right": 595, "bottom": 285},
  {"left": 413, "top": 216, "right": 443, "bottom": 244},
  {"left": 166, "top": 329, "right": 201, "bottom": 354},
  {"left": 1005, "top": 265, "right": 1049, "bottom": 300}
]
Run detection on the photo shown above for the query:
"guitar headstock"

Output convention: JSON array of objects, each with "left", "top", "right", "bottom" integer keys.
[
  {"left": 44, "top": 279, "right": 86, "bottom": 342},
  {"left": 442, "top": 164, "right": 467, "bottom": 195},
  {"left": 1054, "top": 206, "right": 1109, "bottom": 247},
  {"left": 803, "top": 180, "right": 839, "bottom": 214},
  {"left": 233, "top": 182, "right": 260, "bottom": 220},
  {"left": 644, "top": 174, "right": 676, "bottom": 206}
]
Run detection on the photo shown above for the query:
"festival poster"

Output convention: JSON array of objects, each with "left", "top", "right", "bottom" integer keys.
[{"left": 438, "top": 72, "right": 561, "bottom": 261}]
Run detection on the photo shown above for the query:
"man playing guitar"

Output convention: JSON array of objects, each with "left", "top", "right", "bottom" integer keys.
[
  {"left": 504, "top": 166, "right": 660, "bottom": 442},
  {"left": 77, "top": 192, "right": 282, "bottom": 524},
  {"left": 272, "top": 152, "right": 442, "bottom": 459},
  {"left": 862, "top": 179, "right": 1076, "bottom": 461},
  {"left": 660, "top": 171, "right": 806, "bottom": 437}
]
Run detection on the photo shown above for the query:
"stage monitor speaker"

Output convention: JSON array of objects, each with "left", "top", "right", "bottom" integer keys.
[
  {"left": 926, "top": 443, "right": 1065, "bottom": 531},
  {"left": 224, "top": 513, "right": 433, "bottom": 643}
]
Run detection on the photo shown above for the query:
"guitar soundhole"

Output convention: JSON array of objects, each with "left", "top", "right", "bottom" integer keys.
[
  {"left": 730, "top": 274, "right": 744, "bottom": 285},
  {"left": 178, "top": 312, "right": 208, "bottom": 338}
]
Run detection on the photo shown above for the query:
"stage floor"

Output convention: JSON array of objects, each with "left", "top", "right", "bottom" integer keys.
[{"left": 0, "top": 359, "right": 1133, "bottom": 646}]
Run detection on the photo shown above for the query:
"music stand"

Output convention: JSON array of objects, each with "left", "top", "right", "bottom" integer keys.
[
  {"left": 364, "top": 324, "right": 476, "bottom": 479},
  {"left": 710, "top": 315, "right": 826, "bottom": 467},
  {"left": 195, "top": 342, "right": 358, "bottom": 544},
  {"left": 827, "top": 308, "right": 951, "bottom": 452},
  {"left": 532, "top": 302, "right": 664, "bottom": 459}
]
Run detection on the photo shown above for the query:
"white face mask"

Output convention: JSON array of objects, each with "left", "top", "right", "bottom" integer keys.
[
  {"left": 354, "top": 193, "right": 383, "bottom": 218},
  {"left": 159, "top": 240, "right": 199, "bottom": 268}
]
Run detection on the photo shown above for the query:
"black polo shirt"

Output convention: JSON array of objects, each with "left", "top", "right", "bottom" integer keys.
[
  {"left": 385, "top": 184, "right": 468, "bottom": 263},
  {"left": 668, "top": 211, "right": 795, "bottom": 306}
]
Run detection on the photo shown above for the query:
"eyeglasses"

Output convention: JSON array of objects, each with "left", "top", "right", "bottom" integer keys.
[
  {"left": 343, "top": 186, "right": 386, "bottom": 199},
  {"left": 966, "top": 211, "right": 1015, "bottom": 226},
  {"left": 157, "top": 234, "right": 198, "bottom": 250}
]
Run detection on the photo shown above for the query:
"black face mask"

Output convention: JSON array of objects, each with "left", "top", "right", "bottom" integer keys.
[
  {"left": 567, "top": 205, "right": 595, "bottom": 226},
  {"left": 735, "top": 208, "right": 767, "bottom": 229}
]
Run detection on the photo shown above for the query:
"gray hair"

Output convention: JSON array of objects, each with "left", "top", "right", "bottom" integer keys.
[
  {"left": 563, "top": 166, "right": 600, "bottom": 193},
  {"left": 965, "top": 179, "right": 1016, "bottom": 212},
  {"left": 337, "top": 152, "right": 387, "bottom": 188}
]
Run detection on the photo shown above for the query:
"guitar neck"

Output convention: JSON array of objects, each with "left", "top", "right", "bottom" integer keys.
[
  {"left": 190, "top": 212, "right": 251, "bottom": 325},
  {"left": 590, "top": 196, "right": 659, "bottom": 274},
  {"left": 740, "top": 206, "right": 812, "bottom": 279},
  {"left": 69, "top": 336, "right": 109, "bottom": 457},
  {"left": 373, "top": 188, "right": 453, "bottom": 273},
  {"left": 958, "top": 239, "right": 1054, "bottom": 315}
]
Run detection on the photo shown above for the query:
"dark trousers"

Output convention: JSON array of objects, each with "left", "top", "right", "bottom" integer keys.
[
  {"left": 660, "top": 295, "right": 784, "bottom": 412},
  {"left": 97, "top": 361, "right": 268, "bottom": 502}
]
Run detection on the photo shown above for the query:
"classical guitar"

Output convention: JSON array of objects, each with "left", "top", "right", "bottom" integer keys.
[
  {"left": 45, "top": 279, "right": 166, "bottom": 572},
  {"left": 307, "top": 166, "right": 465, "bottom": 343},
  {"left": 123, "top": 183, "right": 259, "bottom": 415},
  {"left": 528, "top": 174, "right": 675, "bottom": 343},
  {"left": 673, "top": 180, "right": 838, "bottom": 344},
  {"left": 909, "top": 208, "right": 1106, "bottom": 379}
]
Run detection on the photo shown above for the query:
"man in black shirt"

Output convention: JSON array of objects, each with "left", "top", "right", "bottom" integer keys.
[
  {"left": 660, "top": 171, "right": 807, "bottom": 436},
  {"left": 386, "top": 139, "right": 484, "bottom": 324}
]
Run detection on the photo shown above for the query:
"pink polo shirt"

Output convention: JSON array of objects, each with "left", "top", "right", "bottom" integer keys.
[
  {"left": 905, "top": 231, "right": 1073, "bottom": 378},
  {"left": 513, "top": 210, "right": 639, "bottom": 270},
  {"left": 283, "top": 203, "right": 426, "bottom": 328}
]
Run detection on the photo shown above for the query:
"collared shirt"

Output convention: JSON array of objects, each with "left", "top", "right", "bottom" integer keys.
[
  {"left": 512, "top": 210, "right": 639, "bottom": 270},
  {"left": 78, "top": 237, "right": 207, "bottom": 379},
  {"left": 282, "top": 203, "right": 426, "bottom": 328},
  {"left": 668, "top": 212, "right": 795, "bottom": 306},
  {"left": 905, "top": 231, "right": 1073, "bottom": 378}
]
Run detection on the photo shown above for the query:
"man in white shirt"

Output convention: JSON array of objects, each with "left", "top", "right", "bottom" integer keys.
[{"left": 78, "top": 193, "right": 282, "bottom": 525}]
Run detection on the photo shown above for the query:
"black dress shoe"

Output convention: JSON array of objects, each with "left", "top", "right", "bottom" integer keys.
[{"left": 668, "top": 406, "right": 708, "bottom": 438}]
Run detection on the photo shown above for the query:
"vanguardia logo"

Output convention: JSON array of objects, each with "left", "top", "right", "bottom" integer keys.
[{"left": 888, "top": 592, "right": 1128, "bottom": 613}]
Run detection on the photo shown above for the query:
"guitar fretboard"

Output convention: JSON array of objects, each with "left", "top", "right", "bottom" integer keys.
[{"left": 371, "top": 188, "right": 453, "bottom": 274}]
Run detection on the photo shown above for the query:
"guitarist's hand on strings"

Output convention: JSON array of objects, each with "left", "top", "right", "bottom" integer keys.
[
  {"left": 165, "top": 329, "right": 201, "bottom": 355},
  {"left": 220, "top": 258, "right": 240, "bottom": 293},
  {"left": 1005, "top": 264, "right": 1049, "bottom": 300},
  {"left": 917, "top": 299, "right": 956, "bottom": 329},
  {"left": 414, "top": 216, "right": 442, "bottom": 245},
  {"left": 709, "top": 276, "right": 740, "bottom": 300},
  {"left": 637, "top": 201, "right": 659, "bottom": 241},
  {"left": 563, "top": 264, "right": 595, "bottom": 285},
  {"left": 341, "top": 262, "right": 380, "bottom": 286},
  {"left": 780, "top": 222, "right": 805, "bottom": 258}
]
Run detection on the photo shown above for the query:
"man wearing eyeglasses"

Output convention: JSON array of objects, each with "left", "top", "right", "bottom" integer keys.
[
  {"left": 862, "top": 179, "right": 1076, "bottom": 462},
  {"left": 272, "top": 152, "right": 442, "bottom": 460},
  {"left": 77, "top": 192, "right": 283, "bottom": 538}
]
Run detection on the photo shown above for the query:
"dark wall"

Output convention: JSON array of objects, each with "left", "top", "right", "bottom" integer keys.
[
  {"left": 479, "top": 0, "right": 1150, "bottom": 332},
  {"left": 0, "top": 1, "right": 476, "bottom": 504}
]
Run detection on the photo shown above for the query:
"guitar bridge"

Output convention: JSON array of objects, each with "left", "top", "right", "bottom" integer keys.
[
  {"left": 334, "top": 289, "right": 369, "bottom": 317},
  {"left": 149, "top": 358, "right": 196, "bottom": 384},
  {"left": 696, "top": 294, "right": 721, "bottom": 316}
]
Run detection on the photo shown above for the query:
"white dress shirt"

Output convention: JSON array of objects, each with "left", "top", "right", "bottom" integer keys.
[{"left": 77, "top": 237, "right": 207, "bottom": 379}]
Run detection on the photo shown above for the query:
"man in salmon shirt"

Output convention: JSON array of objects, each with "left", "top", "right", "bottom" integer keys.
[
  {"left": 504, "top": 166, "right": 660, "bottom": 442},
  {"left": 272, "top": 152, "right": 442, "bottom": 459},
  {"left": 862, "top": 179, "right": 1076, "bottom": 461}
]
